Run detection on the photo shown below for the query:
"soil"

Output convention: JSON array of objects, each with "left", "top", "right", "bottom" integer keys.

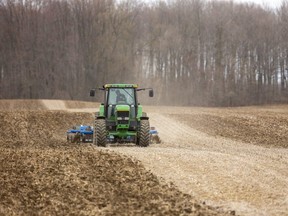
[
  {"left": 0, "top": 100, "right": 46, "bottom": 110},
  {"left": 1, "top": 100, "right": 288, "bottom": 215},
  {"left": 1, "top": 145, "right": 224, "bottom": 216},
  {"left": 169, "top": 106, "right": 288, "bottom": 148}
]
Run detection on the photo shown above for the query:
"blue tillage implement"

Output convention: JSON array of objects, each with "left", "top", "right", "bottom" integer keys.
[
  {"left": 67, "top": 125, "right": 160, "bottom": 144},
  {"left": 67, "top": 125, "right": 93, "bottom": 143}
]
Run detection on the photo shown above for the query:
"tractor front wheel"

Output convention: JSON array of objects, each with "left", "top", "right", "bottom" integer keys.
[
  {"left": 138, "top": 120, "right": 150, "bottom": 147},
  {"left": 94, "top": 119, "right": 107, "bottom": 147}
]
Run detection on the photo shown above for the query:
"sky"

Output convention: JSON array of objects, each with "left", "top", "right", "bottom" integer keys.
[
  {"left": 141, "top": 0, "right": 285, "bottom": 9},
  {"left": 227, "top": 0, "right": 284, "bottom": 9}
]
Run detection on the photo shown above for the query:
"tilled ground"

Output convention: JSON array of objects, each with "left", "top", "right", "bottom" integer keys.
[
  {"left": 1, "top": 146, "right": 224, "bottom": 216},
  {"left": 0, "top": 108, "right": 231, "bottom": 216},
  {"left": 115, "top": 106, "right": 288, "bottom": 216},
  {"left": 0, "top": 110, "right": 93, "bottom": 148},
  {"left": 165, "top": 106, "right": 288, "bottom": 148},
  {"left": 1, "top": 100, "right": 288, "bottom": 216}
]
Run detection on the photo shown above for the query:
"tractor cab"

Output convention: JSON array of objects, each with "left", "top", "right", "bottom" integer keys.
[{"left": 105, "top": 86, "right": 137, "bottom": 119}]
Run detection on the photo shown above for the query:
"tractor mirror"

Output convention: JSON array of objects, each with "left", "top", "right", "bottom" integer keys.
[
  {"left": 90, "top": 89, "right": 95, "bottom": 97},
  {"left": 149, "top": 89, "right": 154, "bottom": 97}
]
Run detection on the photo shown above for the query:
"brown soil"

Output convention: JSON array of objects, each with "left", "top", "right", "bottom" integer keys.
[
  {"left": 113, "top": 105, "right": 288, "bottom": 216},
  {"left": 1, "top": 146, "right": 224, "bottom": 216},
  {"left": 167, "top": 106, "right": 288, "bottom": 148},
  {"left": 0, "top": 108, "right": 231, "bottom": 216},
  {"left": 64, "top": 100, "right": 98, "bottom": 109},
  {"left": 1, "top": 100, "right": 288, "bottom": 216},
  {"left": 0, "top": 111, "right": 93, "bottom": 148},
  {"left": 0, "top": 100, "right": 46, "bottom": 110}
]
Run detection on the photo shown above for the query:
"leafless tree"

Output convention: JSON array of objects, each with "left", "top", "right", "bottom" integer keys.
[{"left": 0, "top": 0, "right": 288, "bottom": 106}]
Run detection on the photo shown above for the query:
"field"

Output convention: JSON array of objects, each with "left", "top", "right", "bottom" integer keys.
[{"left": 0, "top": 100, "right": 287, "bottom": 216}]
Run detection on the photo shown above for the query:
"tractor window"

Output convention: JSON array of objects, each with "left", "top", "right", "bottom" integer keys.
[{"left": 108, "top": 88, "right": 135, "bottom": 105}]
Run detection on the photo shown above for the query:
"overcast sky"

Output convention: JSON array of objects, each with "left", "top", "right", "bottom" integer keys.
[
  {"left": 142, "top": 0, "right": 285, "bottom": 9},
  {"left": 223, "top": 0, "right": 284, "bottom": 9}
]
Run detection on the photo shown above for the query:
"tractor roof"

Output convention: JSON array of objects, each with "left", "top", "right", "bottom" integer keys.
[{"left": 104, "top": 84, "right": 138, "bottom": 89}]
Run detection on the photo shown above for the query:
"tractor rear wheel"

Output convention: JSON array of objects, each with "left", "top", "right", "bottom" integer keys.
[
  {"left": 94, "top": 119, "right": 107, "bottom": 147},
  {"left": 138, "top": 120, "right": 150, "bottom": 147}
]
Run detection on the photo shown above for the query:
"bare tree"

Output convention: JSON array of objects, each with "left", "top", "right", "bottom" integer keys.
[{"left": 0, "top": 0, "right": 288, "bottom": 106}]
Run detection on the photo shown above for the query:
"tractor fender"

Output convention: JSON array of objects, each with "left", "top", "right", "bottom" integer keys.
[{"left": 140, "top": 112, "right": 149, "bottom": 120}]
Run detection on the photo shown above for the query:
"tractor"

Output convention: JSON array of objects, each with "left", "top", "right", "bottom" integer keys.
[{"left": 90, "top": 84, "right": 154, "bottom": 147}]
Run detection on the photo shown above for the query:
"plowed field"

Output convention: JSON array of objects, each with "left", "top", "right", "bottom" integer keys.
[{"left": 1, "top": 100, "right": 288, "bottom": 216}]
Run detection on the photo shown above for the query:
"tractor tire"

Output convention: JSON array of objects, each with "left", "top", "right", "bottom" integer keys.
[
  {"left": 93, "top": 119, "right": 107, "bottom": 147},
  {"left": 138, "top": 120, "right": 150, "bottom": 147}
]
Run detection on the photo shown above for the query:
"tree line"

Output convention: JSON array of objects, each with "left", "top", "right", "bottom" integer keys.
[{"left": 0, "top": 0, "right": 288, "bottom": 106}]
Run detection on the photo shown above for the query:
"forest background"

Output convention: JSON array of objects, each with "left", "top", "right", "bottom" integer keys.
[{"left": 1, "top": 0, "right": 288, "bottom": 106}]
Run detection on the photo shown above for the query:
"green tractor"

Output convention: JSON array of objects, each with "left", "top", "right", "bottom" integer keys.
[{"left": 90, "top": 84, "right": 154, "bottom": 147}]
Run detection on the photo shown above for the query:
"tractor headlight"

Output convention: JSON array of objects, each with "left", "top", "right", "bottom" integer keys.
[{"left": 117, "top": 117, "right": 129, "bottom": 120}]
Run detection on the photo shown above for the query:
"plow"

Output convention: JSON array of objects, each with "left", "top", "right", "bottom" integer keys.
[{"left": 67, "top": 83, "right": 161, "bottom": 146}]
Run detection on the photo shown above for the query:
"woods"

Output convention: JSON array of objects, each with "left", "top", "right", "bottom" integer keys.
[{"left": 0, "top": 0, "right": 288, "bottom": 106}]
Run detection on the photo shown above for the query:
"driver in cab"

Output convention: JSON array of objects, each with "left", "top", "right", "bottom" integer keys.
[{"left": 116, "top": 90, "right": 127, "bottom": 104}]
